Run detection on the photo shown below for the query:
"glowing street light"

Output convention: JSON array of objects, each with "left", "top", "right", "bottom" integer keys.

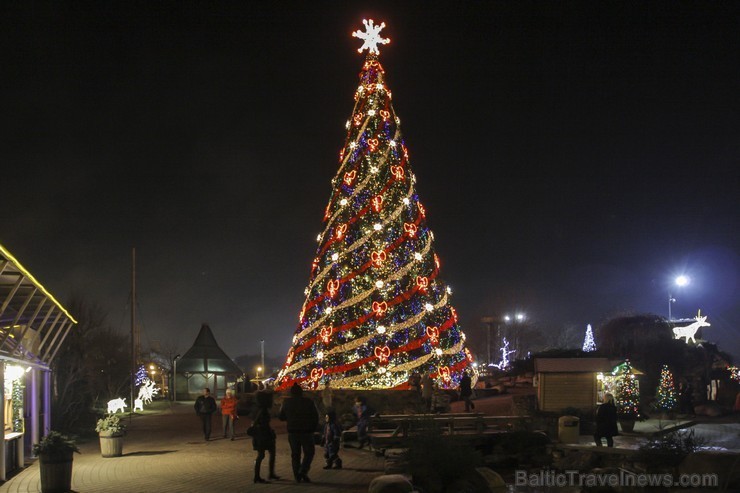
[
  {"left": 668, "top": 276, "right": 690, "bottom": 320},
  {"left": 256, "top": 366, "right": 263, "bottom": 379}
]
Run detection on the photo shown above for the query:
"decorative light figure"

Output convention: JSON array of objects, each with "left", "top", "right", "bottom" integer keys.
[
  {"left": 376, "top": 325, "right": 386, "bottom": 334},
  {"left": 672, "top": 310, "right": 710, "bottom": 344},
  {"left": 352, "top": 19, "right": 390, "bottom": 55},
  {"left": 425, "top": 303, "right": 434, "bottom": 312},
  {"left": 494, "top": 338, "right": 516, "bottom": 370},
  {"left": 107, "top": 398, "right": 127, "bottom": 414},
  {"left": 373, "top": 223, "right": 382, "bottom": 231}
]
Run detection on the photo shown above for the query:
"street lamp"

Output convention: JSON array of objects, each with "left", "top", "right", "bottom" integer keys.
[
  {"left": 256, "top": 366, "right": 262, "bottom": 379},
  {"left": 481, "top": 317, "right": 496, "bottom": 365},
  {"left": 668, "top": 276, "right": 690, "bottom": 320},
  {"left": 173, "top": 354, "right": 181, "bottom": 401}
]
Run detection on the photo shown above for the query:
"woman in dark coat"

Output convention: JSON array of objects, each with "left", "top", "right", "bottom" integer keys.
[
  {"left": 252, "top": 391, "right": 279, "bottom": 483},
  {"left": 594, "top": 393, "right": 619, "bottom": 447}
]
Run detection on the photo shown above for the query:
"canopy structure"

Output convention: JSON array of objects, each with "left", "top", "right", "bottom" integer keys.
[
  {"left": 0, "top": 243, "right": 77, "bottom": 367},
  {"left": 174, "top": 323, "right": 243, "bottom": 399},
  {"left": 0, "top": 243, "right": 77, "bottom": 480}
]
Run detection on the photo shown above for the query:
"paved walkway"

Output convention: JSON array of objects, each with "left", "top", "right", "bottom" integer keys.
[
  {"left": 0, "top": 401, "right": 385, "bottom": 493},
  {"left": 4, "top": 394, "right": 736, "bottom": 492}
]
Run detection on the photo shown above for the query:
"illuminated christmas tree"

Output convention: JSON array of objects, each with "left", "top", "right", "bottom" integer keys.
[
  {"left": 275, "top": 20, "right": 474, "bottom": 390},
  {"left": 655, "top": 364, "right": 677, "bottom": 413},
  {"left": 615, "top": 360, "right": 640, "bottom": 418},
  {"left": 582, "top": 324, "right": 596, "bottom": 352},
  {"left": 134, "top": 365, "right": 148, "bottom": 386}
]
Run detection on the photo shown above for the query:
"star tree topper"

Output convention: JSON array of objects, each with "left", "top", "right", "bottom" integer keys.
[{"left": 353, "top": 19, "right": 390, "bottom": 55}]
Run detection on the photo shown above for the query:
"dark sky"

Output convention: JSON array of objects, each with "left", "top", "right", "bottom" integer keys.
[{"left": 4, "top": 2, "right": 739, "bottom": 362}]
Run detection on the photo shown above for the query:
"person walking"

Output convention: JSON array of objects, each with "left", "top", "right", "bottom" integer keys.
[
  {"left": 321, "top": 380, "right": 334, "bottom": 413},
  {"left": 322, "top": 410, "right": 343, "bottom": 470},
  {"left": 421, "top": 372, "right": 434, "bottom": 411},
  {"left": 220, "top": 389, "right": 238, "bottom": 440},
  {"left": 459, "top": 370, "right": 475, "bottom": 412},
  {"left": 594, "top": 393, "right": 619, "bottom": 447},
  {"left": 408, "top": 372, "right": 422, "bottom": 394},
  {"left": 431, "top": 382, "right": 449, "bottom": 413},
  {"left": 353, "top": 395, "right": 372, "bottom": 449},
  {"left": 279, "top": 383, "right": 319, "bottom": 483},
  {"left": 251, "top": 391, "right": 279, "bottom": 483},
  {"left": 194, "top": 387, "right": 217, "bottom": 441}
]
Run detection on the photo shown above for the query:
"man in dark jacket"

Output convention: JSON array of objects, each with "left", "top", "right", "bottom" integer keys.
[
  {"left": 459, "top": 370, "right": 475, "bottom": 412},
  {"left": 194, "top": 387, "right": 217, "bottom": 441},
  {"left": 279, "top": 383, "right": 319, "bottom": 483}
]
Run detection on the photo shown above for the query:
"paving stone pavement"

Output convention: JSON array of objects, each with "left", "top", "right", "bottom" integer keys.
[{"left": 0, "top": 401, "right": 385, "bottom": 493}]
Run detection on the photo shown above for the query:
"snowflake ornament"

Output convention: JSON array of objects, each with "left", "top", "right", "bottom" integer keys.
[{"left": 353, "top": 19, "right": 390, "bottom": 55}]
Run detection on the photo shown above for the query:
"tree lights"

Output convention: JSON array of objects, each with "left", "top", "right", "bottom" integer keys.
[
  {"left": 275, "top": 20, "right": 473, "bottom": 390},
  {"left": 655, "top": 364, "right": 677, "bottom": 413},
  {"left": 582, "top": 324, "right": 596, "bottom": 352},
  {"left": 615, "top": 360, "right": 640, "bottom": 419}
]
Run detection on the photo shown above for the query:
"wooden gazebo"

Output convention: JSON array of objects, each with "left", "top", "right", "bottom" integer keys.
[{"left": 173, "top": 323, "right": 243, "bottom": 400}]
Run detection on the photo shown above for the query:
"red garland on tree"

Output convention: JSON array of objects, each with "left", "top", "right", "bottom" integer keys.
[{"left": 275, "top": 20, "right": 474, "bottom": 390}]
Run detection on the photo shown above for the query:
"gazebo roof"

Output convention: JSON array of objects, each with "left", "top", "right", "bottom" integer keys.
[{"left": 177, "top": 323, "right": 242, "bottom": 374}]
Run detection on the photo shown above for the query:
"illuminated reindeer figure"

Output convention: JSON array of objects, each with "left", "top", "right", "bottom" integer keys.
[{"left": 672, "top": 310, "right": 710, "bottom": 344}]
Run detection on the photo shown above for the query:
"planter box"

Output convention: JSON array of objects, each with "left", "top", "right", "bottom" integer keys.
[
  {"left": 99, "top": 432, "right": 124, "bottom": 458},
  {"left": 39, "top": 451, "right": 73, "bottom": 493},
  {"left": 619, "top": 419, "right": 636, "bottom": 433}
]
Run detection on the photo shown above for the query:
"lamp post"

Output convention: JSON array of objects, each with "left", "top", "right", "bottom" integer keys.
[
  {"left": 260, "top": 339, "right": 265, "bottom": 379},
  {"left": 668, "top": 276, "right": 690, "bottom": 320},
  {"left": 173, "top": 354, "right": 181, "bottom": 401},
  {"left": 481, "top": 317, "right": 495, "bottom": 365}
]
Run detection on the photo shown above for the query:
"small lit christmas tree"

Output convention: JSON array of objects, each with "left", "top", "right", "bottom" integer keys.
[
  {"left": 729, "top": 366, "right": 740, "bottom": 383},
  {"left": 275, "top": 20, "right": 474, "bottom": 390},
  {"left": 134, "top": 365, "right": 148, "bottom": 386},
  {"left": 582, "top": 324, "right": 596, "bottom": 352},
  {"left": 615, "top": 360, "right": 640, "bottom": 419},
  {"left": 655, "top": 364, "right": 677, "bottom": 413}
]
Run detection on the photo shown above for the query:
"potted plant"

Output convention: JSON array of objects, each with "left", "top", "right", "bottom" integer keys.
[
  {"left": 32, "top": 431, "right": 79, "bottom": 493},
  {"left": 96, "top": 413, "right": 126, "bottom": 457}
]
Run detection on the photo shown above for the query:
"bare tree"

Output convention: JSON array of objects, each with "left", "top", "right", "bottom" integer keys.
[{"left": 51, "top": 296, "right": 129, "bottom": 432}]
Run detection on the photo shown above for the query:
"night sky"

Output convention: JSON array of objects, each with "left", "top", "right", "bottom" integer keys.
[{"left": 4, "top": 2, "right": 739, "bottom": 362}]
